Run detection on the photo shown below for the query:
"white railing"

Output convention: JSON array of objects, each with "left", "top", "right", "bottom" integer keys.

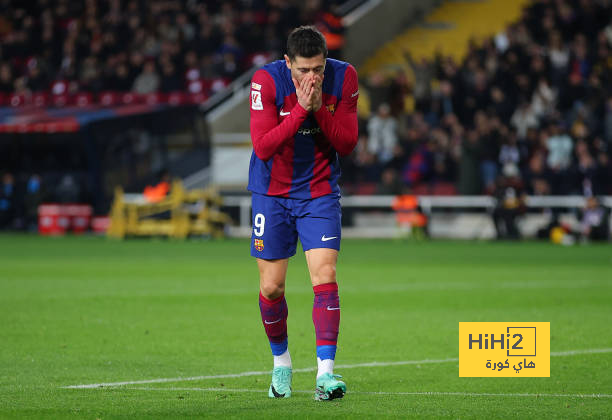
[{"left": 222, "top": 195, "right": 612, "bottom": 238}]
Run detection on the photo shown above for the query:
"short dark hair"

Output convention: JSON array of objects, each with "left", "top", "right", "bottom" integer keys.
[{"left": 286, "top": 26, "right": 328, "bottom": 61}]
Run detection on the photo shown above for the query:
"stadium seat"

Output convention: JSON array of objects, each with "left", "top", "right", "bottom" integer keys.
[
  {"left": 98, "top": 92, "right": 121, "bottom": 107},
  {"left": 355, "top": 183, "right": 378, "bottom": 195},
  {"left": 32, "top": 92, "right": 49, "bottom": 107},
  {"left": 9, "top": 94, "right": 27, "bottom": 107},
  {"left": 210, "top": 78, "right": 230, "bottom": 93},
  {"left": 73, "top": 92, "right": 93, "bottom": 107},
  {"left": 51, "top": 94, "right": 70, "bottom": 107},
  {"left": 120, "top": 92, "right": 142, "bottom": 105},
  {"left": 167, "top": 92, "right": 188, "bottom": 106},
  {"left": 144, "top": 92, "right": 163, "bottom": 105},
  {"left": 189, "top": 92, "right": 208, "bottom": 104}
]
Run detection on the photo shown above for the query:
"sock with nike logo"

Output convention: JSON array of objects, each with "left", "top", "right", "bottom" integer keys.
[
  {"left": 259, "top": 292, "right": 291, "bottom": 367},
  {"left": 312, "top": 283, "right": 340, "bottom": 378}
]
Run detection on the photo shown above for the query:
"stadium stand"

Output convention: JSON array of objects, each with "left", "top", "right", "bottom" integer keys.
[
  {"left": 1, "top": 0, "right": 611, "bottom": 238},
  {"left": 0, "top": 0, "right": 346, "bottom": 106},
  {"left": 0, "top": 0, "right": 351, "bottom": 228},
  {"left": 343, "top": 0, "right": 612, "bottom": 198}
]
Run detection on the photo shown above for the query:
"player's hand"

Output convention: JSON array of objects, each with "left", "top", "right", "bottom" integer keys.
[
  {"left": 311, "top": 74, "right": 323, "bottom": 112},
  {"left": 293, "top": 75, "right": 315, "bottom": 111}
]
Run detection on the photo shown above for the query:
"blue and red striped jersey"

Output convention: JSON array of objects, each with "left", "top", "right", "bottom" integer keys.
[{"left": 248, "top": 58, "right": 359, "bottom": 199}]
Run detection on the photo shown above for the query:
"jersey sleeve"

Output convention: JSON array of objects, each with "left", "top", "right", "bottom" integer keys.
[
  {"left": 313, "top": 64, "right": 359, "bottom": 156},
  {"left": 250, "top": 69, "right": 309, "bottom": 161}
]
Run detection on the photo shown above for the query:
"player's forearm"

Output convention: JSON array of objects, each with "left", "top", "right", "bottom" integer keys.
[
  {"left": 251, "top": 104, "right": 309, "bottom": 160},
  {"left": 313, "top": 107, "right": 358, "bottom": 156}
]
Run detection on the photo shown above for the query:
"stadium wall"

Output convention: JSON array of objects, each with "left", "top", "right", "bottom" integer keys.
[{"left": 342, "top": 0, "right": 442, "bottom": 69}]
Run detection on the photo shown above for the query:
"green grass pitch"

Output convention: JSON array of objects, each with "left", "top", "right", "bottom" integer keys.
[{"left": 1, "top": 234, "right": 611, "bottom": 418}]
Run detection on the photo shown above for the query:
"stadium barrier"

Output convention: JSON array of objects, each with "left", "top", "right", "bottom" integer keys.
[
  {"left": 38, "top": 204, "right": 92, "bottom": 235},
  {"left": 107, "top": 181, "right": 231, "bottom": 239},
  {"left": 222, "top": 195, "right": 612, "bottom": 239}
]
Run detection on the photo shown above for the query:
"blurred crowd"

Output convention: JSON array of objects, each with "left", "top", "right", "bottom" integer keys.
[
  {"left": 0, "top": 0, "right": 343, "bottom": 99},
  {"left": 343, "top": 0, "right": 612, "bottom": 197},
  {"left": 2, "top": 0, "right": 612, "bottom": 202}
]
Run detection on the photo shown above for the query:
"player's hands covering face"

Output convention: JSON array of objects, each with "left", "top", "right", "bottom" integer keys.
[
  {"left": 311, "top": 74, "right": 323, "bottom": 112},
  {"left": 293, "top": 74, "right": 323, "bottom": 112}
]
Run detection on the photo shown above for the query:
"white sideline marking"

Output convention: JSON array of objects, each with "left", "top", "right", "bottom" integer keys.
[
  {"left": 62, "top": 358, "right": 457, "bottom": 389},
  {"left": 62, "top": 348, "right": 612, "bottom": 389},
  {"left": 123, "top": 387, "right": 612, "bottom": 399}
]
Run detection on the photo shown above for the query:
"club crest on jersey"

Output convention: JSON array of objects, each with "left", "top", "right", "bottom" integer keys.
[
  {"left": 254, "top": 238, "right": 264, "bottom": 251},
  {"left": 326, "top": 103, "right": 336, "bottom": 114}
]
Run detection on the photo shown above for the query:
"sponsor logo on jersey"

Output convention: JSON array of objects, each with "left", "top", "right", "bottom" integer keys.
[
  {"left": 254, "top": 238, "right": 264, "bottom": 251},
  {"left": 297, "top": 127, "right": 321, "bottom": 136}
]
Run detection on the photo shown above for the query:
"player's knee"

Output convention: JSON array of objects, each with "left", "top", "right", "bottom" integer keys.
[
  {"left": 314, "top": 263, "right": 336, "bottom": 285},
  {"left": 260, "top": 282, "right": 285, "bottom": 300}
]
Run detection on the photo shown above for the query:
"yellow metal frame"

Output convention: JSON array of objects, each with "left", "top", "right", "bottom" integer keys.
[{"left": 107, "top": 180, "right": 231, "bottom": 239}]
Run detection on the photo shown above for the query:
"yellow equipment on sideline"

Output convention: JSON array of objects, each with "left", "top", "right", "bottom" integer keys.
[{"left": 107, "top": 180, "right": 231, "bottom": 239}]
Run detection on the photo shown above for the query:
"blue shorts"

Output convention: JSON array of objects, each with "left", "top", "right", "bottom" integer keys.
[{"left": 250, "top": 192, "right": 342, "bottom": 259}]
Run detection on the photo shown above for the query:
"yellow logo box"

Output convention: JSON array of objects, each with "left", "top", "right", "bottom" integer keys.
[{"left": 459, "top": 322, "right": 550, "bottom": 377}]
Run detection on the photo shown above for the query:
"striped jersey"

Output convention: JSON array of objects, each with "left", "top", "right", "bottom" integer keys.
[{"left": 248, "top": 58, "right": 359, "bottom": 199}]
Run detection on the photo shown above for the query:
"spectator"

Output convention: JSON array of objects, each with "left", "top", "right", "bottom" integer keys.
[
  {"left": 577, "top": 196, "right": 610, "bottom": 242},
  {"left": 0, "top": 173, "right": 16, "bottom": 229},
  {"left": 406, "top": 52, "right": 434, "bottom": 112},
  {"left": 0, "top": 63, "right": 14, "bottom": 93},
  {"left": 160, "top": 62, "right": 182, "bottom": 93},
  {"left": 546, "top": 31, "right": 570, "bottom": 86},
  {"left": 55, "top": 175, "right": 80, "bottom": 203},
  {"left": 458, "top": 130, "right": 481, "bottom": 195},
  {"left": 545, "top": 122, "right": 573, "bottom": 172},
  {"left": 511, "top": 100, "right": 539, "bottom": 140},
  {"left": 524, "top": 151, "right": 551, "bottom": 195},
  {"left": 132, "top": 61, "right": 160, "bottom": 94},
  {"left": 364, "top": 72, "right": 390, "bottom": 114},
  {"left": 499, "top": 131, "right": 521, "bottom": 169},
  {"left": 476, "top": 112, "right": 500, "bottom": 192},
  {"left": 367, "top": 103, "right": 398, "bottom": 164},
  {"left": 107, "top": 63, "right": 133, "bottom": 92},
  {"left": 575, "top": 139, "right": 597, "bottom": 196},
  {"left": 531, "top": 77, "right": 556, "bottom": 119},
  {"left": 23, "top": 174, "right": 45, "bottom": 231},
  {"left": 376, "top": 168, "right": 404, "bottom": 195},
  {"left": 605, "top": 97, "right": 612, "bottom": 145},
  {"left": 492, "top": 164, "right": 526, "bottom": 240}
]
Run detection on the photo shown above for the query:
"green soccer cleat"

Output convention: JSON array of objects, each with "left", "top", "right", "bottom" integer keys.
[
  {"left": 268, "top": 366, "right": 292, "bottom": 398},
  {"left": 314, "top": 373, "right": 346, "bottom": 401}
]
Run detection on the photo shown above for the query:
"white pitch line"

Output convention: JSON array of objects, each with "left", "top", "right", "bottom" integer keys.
[
  {"left": 550, "top": 348, "right": 612, "bottom": 357},
  {"left": 62, "top": 348, "right": 612, "bottom": 389},
  {"left": 61, "top": 359, "right": 457, "bottom": 389},
  {"left": 123, "top": 387, "right": 612, "bottom": 399}
]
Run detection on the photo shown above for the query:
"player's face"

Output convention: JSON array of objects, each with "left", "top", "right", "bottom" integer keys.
[{"left": 285, "top": 54, "right": 326, "bottom": 85}]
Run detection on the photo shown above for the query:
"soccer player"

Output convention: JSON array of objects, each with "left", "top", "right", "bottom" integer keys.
[{"left": 248, "top": 26, "right": 359, "bottom": 401}]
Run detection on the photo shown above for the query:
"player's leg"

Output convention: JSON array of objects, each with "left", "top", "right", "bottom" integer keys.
[
  {"left": 257, "top": 257, "right": 293, "bottom": 398},
  {"left": 258, "top": 257, "right": 291, "bottom": 368},
  {"left": 251, "top": 193, "right": 297, "bottom": 398},
  {"left": 296, "top": 194, "right": 345, "bottom": 400},
  {"left": 305, "top": 248, "right": 346, "bottom": 400}
]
